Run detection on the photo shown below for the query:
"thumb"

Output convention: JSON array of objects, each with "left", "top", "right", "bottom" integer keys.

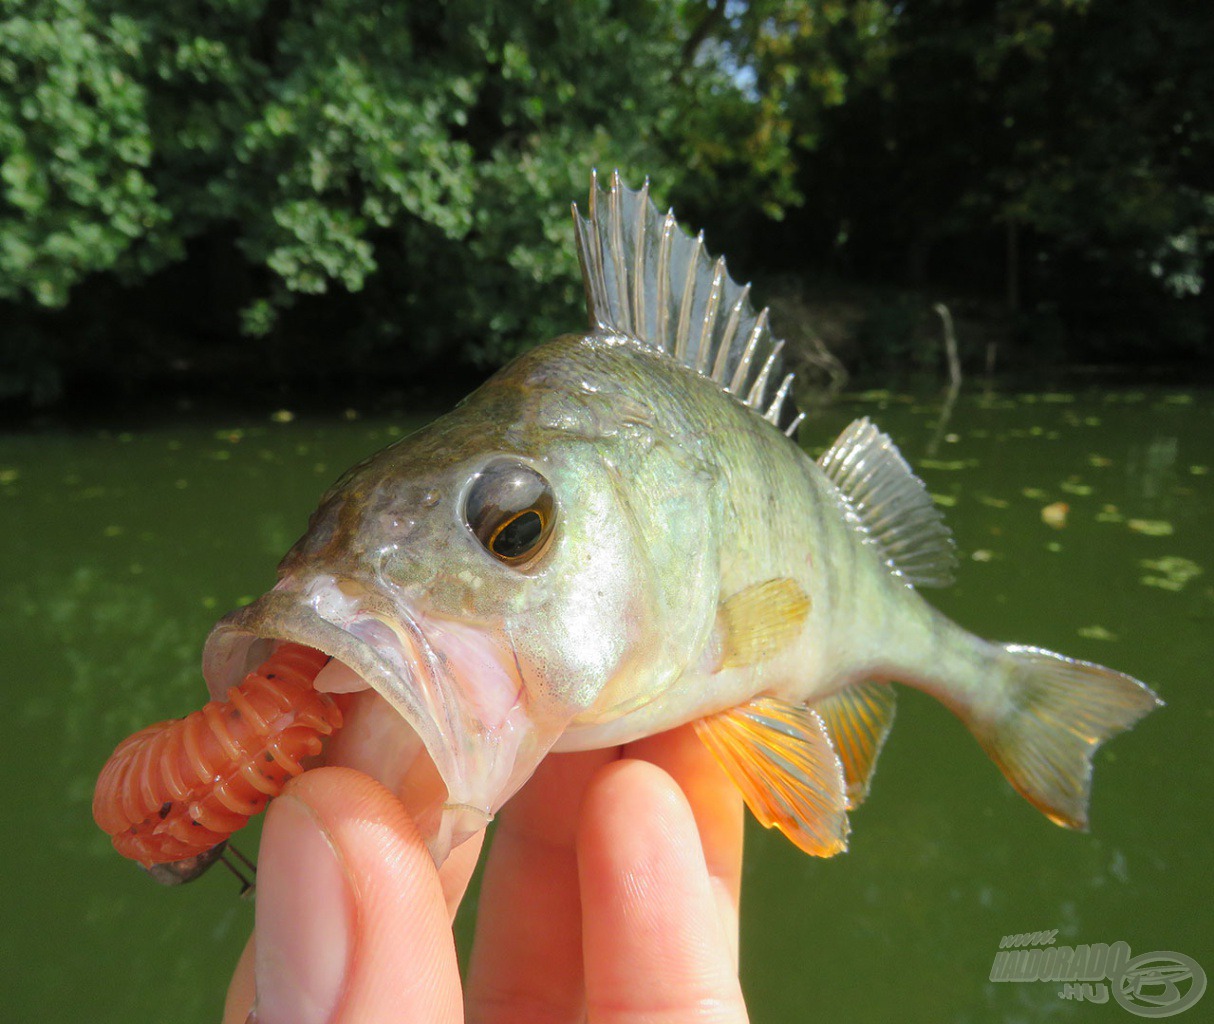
[{"left": 235, "top": 766, "right": 466, "bottom": 1024}]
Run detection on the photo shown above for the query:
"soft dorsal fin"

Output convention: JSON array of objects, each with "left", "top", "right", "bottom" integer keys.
[
  {"left": 813, "top": 682, "right": 897, "bottom": 810},
  {"left": 695, "top": 696, "right": 850, "bottom": 857},
  {"left": 572, "top": 170, "right": 802, "bottom": 438},
  {"left": 818, "top": 418, "right": 956, "bottom": 588}
]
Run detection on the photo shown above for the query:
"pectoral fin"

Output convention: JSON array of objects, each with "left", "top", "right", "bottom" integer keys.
[
  {"left": 694, "top": 696, "right": 849, "bottom": 857},
  {"left": 814, "top": 682, "right": 897, "bottom": 809},
  {"left": 716, "top": 578, "right": 811, "bottom": 670}
]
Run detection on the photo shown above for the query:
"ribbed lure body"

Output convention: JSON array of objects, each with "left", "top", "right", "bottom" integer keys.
[{"left": 93, "top": 643, "right": 341, "bottom": 867}]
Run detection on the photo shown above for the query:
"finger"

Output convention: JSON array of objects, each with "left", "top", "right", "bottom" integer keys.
[
  {"left": 579, "top": 759, "right": 749, "bottom": 1024},
  {"left": 222, "top": 784, "right": 481, "bottom": 1024},
  {"left": 623, "top": 724, "right": 745, "bottom": 963},
  {"left": 222, "top": 934, "right": 255, "bottom": 1024},
  {"left": 249, "top": 766, "right": 462, "bottom": 1024},
  {"left": 464, "top": 747, "right": 618, "bottom": 1024}
]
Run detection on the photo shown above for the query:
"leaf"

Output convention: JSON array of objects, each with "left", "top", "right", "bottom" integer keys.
[
  {"left": 1041, "top": 502, "right": 1069, "bottom": 529},
  {"left": 1127, "top": 519, "right": 1174, "bottom": 537},
  {"left": 1139, "top": 557, "right": 1202, "bottom": 591}
]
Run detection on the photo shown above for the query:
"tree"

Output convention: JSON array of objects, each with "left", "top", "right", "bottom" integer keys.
[
  {"left": 0, "top": 0, "right": 790, "bottom": 400},
  {"left": 738, "top": 0, "right": 1214, "bottom": 363}
]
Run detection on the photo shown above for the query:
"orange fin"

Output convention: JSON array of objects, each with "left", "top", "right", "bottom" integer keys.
[
  {"left": 716, "top": 578, "right": 811, "bottom": 670},
  {"left": 979, "top": 645, "right": 1163, "bottom": 830},
  {"left": 695, "top": 696, "right": 849, "bottom": 857},
  {"left": 814, "top": 682, "right": 897, "bottom": 809}
]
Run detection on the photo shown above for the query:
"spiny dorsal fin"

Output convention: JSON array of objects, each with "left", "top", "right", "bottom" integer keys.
[
  {"left": 814, "top": 682, "right": 897, "bottom": 810},
  {"left": 716, "top": 578, "right": 811, "bottom": 671},
  {"left": 572, "top": 169, "right": 803, "bottom": 438},
  {"left": 695, "top": 697, "right": 850, "bottom": 857},
  {"left": 818, "top": 418, "right": 956, "bottom": 588}
]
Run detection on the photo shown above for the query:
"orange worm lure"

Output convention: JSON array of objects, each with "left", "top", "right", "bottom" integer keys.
[{"left": 93, "top": 643, "right": 342, "bottom": 869}]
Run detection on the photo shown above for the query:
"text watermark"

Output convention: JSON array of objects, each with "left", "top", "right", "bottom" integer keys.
[{"left": 989, "top": 931, "right": 1205, "bottom": 1017}]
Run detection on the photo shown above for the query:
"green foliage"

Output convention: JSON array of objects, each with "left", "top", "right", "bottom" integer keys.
[
  {"left": 2, "top": 0, "right": 772, "bottom": 394},
  {"left": 747, "top": 0, "right": 1214, "bottom": 363},
  {"left": 0, "top": 0, "right": 167, "bottom": 305},
  {"left": 0, "top": 0, "right": 1211, "bottom": 405}
]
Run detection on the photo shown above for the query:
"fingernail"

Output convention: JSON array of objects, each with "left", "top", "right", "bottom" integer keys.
[{"left": 254, "top": 795, "right": 353, "bottom": 1024}]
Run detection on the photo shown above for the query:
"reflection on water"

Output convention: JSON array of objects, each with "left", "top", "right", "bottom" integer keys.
[
  {"left": 1127, "top": 434, "right": 1180, "bottom": 504},
  {"left": 2, "top": 390, "right": 1211, "bottom": 1023}
]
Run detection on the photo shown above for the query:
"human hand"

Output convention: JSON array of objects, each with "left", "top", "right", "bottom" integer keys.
[{"left": 222, "top": 723, "right": 749, "bottom": 1023}]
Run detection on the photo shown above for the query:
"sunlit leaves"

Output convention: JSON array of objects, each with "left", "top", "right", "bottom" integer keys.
[
  {"left": 6, "top": 0, "right": 802, "bottom": 375},
  {"left": 0, "top": 0, "right": 168, "bottom": 305},
  {"left": 4, "top": 0, "right": 1210, "bottom": 399}
]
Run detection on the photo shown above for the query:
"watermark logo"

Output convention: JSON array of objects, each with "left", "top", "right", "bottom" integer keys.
[
  {"left": 1113, "top": 952, "right": 1206, "bottom": 1018},
  {"left": 990, "top": 931, "right": 1206, "bottom": 1018}
]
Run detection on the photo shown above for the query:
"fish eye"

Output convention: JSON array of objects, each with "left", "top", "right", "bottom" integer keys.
[{"left": 464, "top": 460, "right": 556, "bottom": 567}]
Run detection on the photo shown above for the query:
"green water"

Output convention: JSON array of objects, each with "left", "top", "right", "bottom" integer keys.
[{"left": 2, "top": 388, "right": 1211, "bottom": 1022}]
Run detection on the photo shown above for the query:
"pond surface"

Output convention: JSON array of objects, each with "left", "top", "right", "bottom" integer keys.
[{"left": 2, "top": 386, "right": 1211, "bottom": 1023}]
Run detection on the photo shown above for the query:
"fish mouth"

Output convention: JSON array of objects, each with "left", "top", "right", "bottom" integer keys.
[{"left": 201, "top": 574, "right": 550, "bottom": 863}]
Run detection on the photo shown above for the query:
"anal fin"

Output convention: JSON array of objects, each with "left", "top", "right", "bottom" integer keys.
[
  {"left": 814, "top": 681, "right": 897, "bottom": 810},
  {"left": 694, "top": 696, "right": 849, "bottom": 857}
]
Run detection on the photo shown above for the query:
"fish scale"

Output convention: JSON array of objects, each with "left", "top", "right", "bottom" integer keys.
[{"left": 98, "top": 171, "right": 1162, "bottom": 876}]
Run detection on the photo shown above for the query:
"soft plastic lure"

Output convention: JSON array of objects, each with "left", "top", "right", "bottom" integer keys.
[{"left": 93, "top": 643, "right": 341, "bottom": 870}]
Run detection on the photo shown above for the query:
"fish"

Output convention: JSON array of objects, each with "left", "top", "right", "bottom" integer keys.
[{"left": 200, "top": 170, "right": 1161, "bottom": 863}]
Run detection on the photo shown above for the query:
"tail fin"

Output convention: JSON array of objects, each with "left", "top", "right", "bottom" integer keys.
[{"left": 977, "top": 645, "right": 1162, "bottom": 830}]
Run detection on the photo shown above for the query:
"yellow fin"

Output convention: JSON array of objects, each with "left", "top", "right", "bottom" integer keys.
[
  {"left": 694, "top": 696, "right": 849, "bottom": 857},
  {"left": 716, "top": 578, "right": 810, "bottom": 670},
  {"left": 978, "top": 645, "right": 1162, "bottom": 830},
  {"left": 814, "top": 682, "right": 897, "bottom": 810}
]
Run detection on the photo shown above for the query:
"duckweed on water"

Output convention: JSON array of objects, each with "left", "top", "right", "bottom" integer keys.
[
  {"left": 4, "top": 387, "right": 1210, "bottom": 1024},
  {"left": 1127, "top": 518, "right": 1175, "bottom": 537},
  {"left": 1139, "top": 556, "right": 1203, "bottom": 591},
  {"left": 919, "top": 458, "right": 974, "bottom": 471},
  {"left": 1041, "top": 502, "right": 1069, "bottom": 529}
]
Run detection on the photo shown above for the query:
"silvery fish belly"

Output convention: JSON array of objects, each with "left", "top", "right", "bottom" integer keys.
[{"left": 203, "top": 172, "right": 1161, "bottom": 862}]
